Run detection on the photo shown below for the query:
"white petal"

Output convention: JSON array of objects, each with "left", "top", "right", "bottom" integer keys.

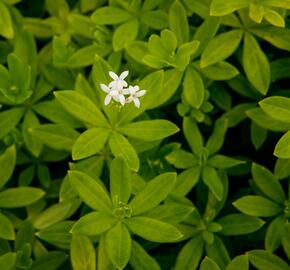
[
  {"left": 119, "top": 94, "right": 126, "bottom": 106},
  {"left": 136, "top": 90, "right": 146, "bottom": 97},
  {"left": 120, "top": 70, "right": 129, "bottom": 79},
  {"left": 121, "top": 81, "right": 128, "bottom": 87},
  {"left": 109, "top": 81, "right": 117, "bottom": 88},
  {"left": 109, "top": 71, "right": 119, "bottom": 80},
  {"left": 122, "top": 88, "right": 130, "bottom": 95},
  {"left": 100, "top": 84, "right": 110, "bottom": 93},
  {"left": 127, "top": 96, "right": 133, "bottom": 103},
  {"left": 133, "top": 97, "right": 140, "bottom": 108},
  {"left": 104, "top": 95, "right": 112, "bottom": 105},
  {"left": 128, "top": 86, "right": 135, "bottom": 95},
  {"left": 110, "top": 90, "right": 119, "bottom": 96},
  {"left": 116, "top": 80, "right": 126, "bottom": 90}
]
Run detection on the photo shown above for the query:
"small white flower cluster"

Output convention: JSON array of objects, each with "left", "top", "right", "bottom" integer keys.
[{"left": 100, "top": 71, "right": 146, "bottom": 108}]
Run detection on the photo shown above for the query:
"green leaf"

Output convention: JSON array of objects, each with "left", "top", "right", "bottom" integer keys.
[
  {"left": 72, "top": 128, "right": 111, "bottom": 160},
  {"left": 119, "top": 120, "right": 179, "bottom": 142},
  {"left": 206, "top": 118, "right": 228, "bottom": 155},
  {"left": 226, "top": 255, "right": 249, "bottom": 270},
  {"left": 126, "top": 217, "right": 182, "bottom": 242},
  {"left": 0, "top": 2, "right": 14, "bottom": 38},
  {"left": 105, "top": 222, "right": 131, "bottom": 270},
  {"left": 210, "top": 0, "right": 249, "bottom": 16},
  {"left": 0, "top": 107, "right": 24, "bottom": 140},
  {"left": 175, "top": 235, "right": 204, "bottom": 270},
  {"left": 144, "top": 202, "right": 194, "bottom": 224},
  {"left": 0, "top": 145, "right": 16, "bottom": 188},
  {"left": 147, "top": 32, "right": 169, "bottom": 59},
  {"left": 0, "top": 252, "right": 16, "bottom": 270},
  {"left": 36, "top": 221, "right": 73, "bottom": 250},
  {"left": 248, "top": 250, "right": 290, "bottom": 270},
  {"left": 110, "top": 157, "right": 131, "bottom": 204},
  {"left": 243, "top": 32, "right": 270, "bottom": 95},
  {"left": 199, "top": 61, "right": 239, "bottom": 80},
  {"left": 193, "top": 17, "right": 221, "bottom": 57},
  {"left": 54, "top": 90, "right": 108, "bottom": 127},
  {"left": 249, "top": 3, "right": 264, "bottom": 23},
  {"left": 71, "top": 235, "right": 96, "bottom": 270},
  {"left": 173, "top": 166, "right": 201, "bottom": 196},
  {"left": 169, "top": 0, "right": 189, "bottom": 45},
  {"left": 166, "top": 149, "right": 198, "bottom": 169},
  {"left": 91, "top": 7, "right": 134, "bottom": 25},
  {"left": 175, "top": 41, "right": 200, "bottom": 71},
  {"left": 208, "top": 155, "right": 245, "bottom": 169},
  {"left": 205, "top": 236, "right": 230, "bottom": 268},
  {"left": 252, "top": 163, "right": 285, "bottom": 204},
  {"left": 274, "top": 158, "right": 290, "bottom": 179},
  {"left": 34, "top": 200, "right": 80, "bottom": 230},
  {"left": 109, "top": 132, "right": 140, "bottom": 172},
  {"left": 129, "top": 172, "right": 176, "bottom": 215},
  {"left": 183, "top": 117, "right": 203, "bottom": 156},
  {"left": 0, "top": 212, "right": 15, "bottom": 240},
  {"left": 22, "top": 110, "right": 43, "bottom": 157},
  {"left": 113, "top": 19, "right": 139, "bottom": 51},
  {"left": 200, "top": 257, "right": 221, "bottom": 270},
  {"left": 259, "top": 96, "right": 290, "bottom": 123},
  {"left": 68, "top": 170, "right": 112, "bottom": 212},
  {"left": 0, "top": 187, "right": 45, "bottom": 208},
  {"left": 251, "top": 122, "right": 267, "bottom": 150},
  {"left": 30, "top": 124, "right": 80, "bottom": 151},
  {"left": 274, "top": 131, "right": 290, "bottom": 158},
  {"left": 130, "top": 240, "right": 160, "bottom": 270},
  {"left": 202, "top": 166, "right": 224, "bottom": 201},
  {"left": 183, "top": 67, "right": 205, "bottom": 109},
  {"left": 30, "top": 251, "right": 68, "bottom": 270},
  {"left": 66, "top": 45, "right": 101, "bottom": 68},
  {"left": 250, "top": 27, "right": 290, "bottom": 51},
  {"left": 71, "top": 211, "right": 115, "bottom": 236},
  {"left": 33, "top": 100, "right": 82, "bottom": 128},
  {"left": 282, "top": 223, "right": 290, "bottom": 260},
  {"left": 247, "top": 108, "right": 290, "bottom": 132},
  {"left": 201, "top": 30, "right": 243, "bottom": 68},
  {"left": 233, "top": 195, "right": 283, "bottom": 217},
  {"left": 265, "top": 215, "right": 286, "bottom": 252},
  {"left": 262, "top": 0, "right": 290, "bottom": 8},
  {"left": 141, "top": 10, "right": 168, "bottom": 30},
  {"left": 264, "top": 9, "right": 285, "bottom": 28},
  {"left": 217, "top": 214, "right": 265, "bottom": 235}
]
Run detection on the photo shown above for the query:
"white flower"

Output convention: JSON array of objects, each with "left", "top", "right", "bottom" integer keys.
[
  {"left": 124, "top": 85, "right": 146, "bottom": 108},
  {"left": 99, "top": 71, "right": 146, "bottom": 108},
  {"left": 100, "top": 83, "right": 126, "bottom": 106},
  {"left": 108, "top": 71, "right": 129, "bottom": 89}
]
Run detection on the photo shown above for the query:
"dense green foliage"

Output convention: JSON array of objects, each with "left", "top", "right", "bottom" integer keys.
[{"left": 0, "top": 0, "right": 290, "bottom": 269}]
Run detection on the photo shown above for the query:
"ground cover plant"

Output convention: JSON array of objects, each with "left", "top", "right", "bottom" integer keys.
[{"left": 1, "top": 0, "right": 290, "bottom": 269}]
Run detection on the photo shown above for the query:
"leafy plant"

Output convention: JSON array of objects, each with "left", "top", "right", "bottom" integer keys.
[{"left": 0, "top": 0, "right": 290, "bottom": 269}]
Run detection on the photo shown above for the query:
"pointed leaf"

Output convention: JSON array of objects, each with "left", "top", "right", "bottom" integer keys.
[
  {"left": 109, "top": 132, "right": 139, "bottom": 172},
  {"left": 129, "top": 172, "right": 176, "bottom": 215},
  {"left": 71, "top": 212, "right": 115, "bottom": 236},
  {"left": 105, "top": 222, "right": 131, "bottom": 270},
  {"left": 68, "top": 170, "right": 112, "bottom": 212},
  {"left": 126, "top": 217, "right": 182, "bottom": 243}
]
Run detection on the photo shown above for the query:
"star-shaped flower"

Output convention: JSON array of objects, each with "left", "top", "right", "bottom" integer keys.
[
  {"left": 108, "top": 71, "right": 129, "bottom": 90},
  {"left": 123, "top": 86, "right": 146, "bottom": 108},
  {"left": 100, "top": 84, "right": 126, "bottom": 106}
]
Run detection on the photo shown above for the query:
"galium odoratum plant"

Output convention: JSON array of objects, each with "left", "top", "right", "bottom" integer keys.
[
  {"left": 100, "top": 70, "right": 146, "bottom": 107},
  {"left": 39, "top": 63, "right": 180, "bottom": 172},
  {"left": 68, "top": 157, "right": 191, "bottom": 269},
  {"left": 233, "top": 163, "right": 290, "bottom": 258},
  {"left": 166, "top": 116, "right": 245, "bottom": 201}
]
